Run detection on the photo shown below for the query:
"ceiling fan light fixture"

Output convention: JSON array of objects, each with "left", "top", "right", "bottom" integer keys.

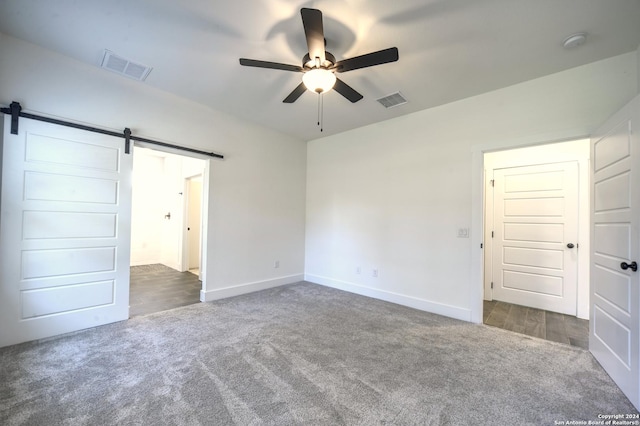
[{"left": 302, "top": 68, "right": 336, "bottom": 94}]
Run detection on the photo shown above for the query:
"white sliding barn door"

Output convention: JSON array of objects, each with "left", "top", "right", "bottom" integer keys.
[
  {"left": 0, "top": 116, "right": 132, "bottom": 347},
  {"left": 491, "top": 162, "right": 579, "bottom": 315},
  {"left": 590, "top": 95, "right": 640, "bottom": 410}
]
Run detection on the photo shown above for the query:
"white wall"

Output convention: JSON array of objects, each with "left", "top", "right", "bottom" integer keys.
[
  {"left": 130, "top": 147, "right": 206, "bottom": 271},
  {"left": 2, "top": 31, "right": 637, "bottom": 323},
  {"left": 159, "top": 151, "right": 206, "bottom": 272},
  {"left": 306, "top": 52, "right": 638, "bottom": 323},
  {"left": 483, "top": 140, "right": 591, "bottom": 319},
  {"left": 130, "top": 149, "right": 165, "bottom": 266},
  {"left": 0, "top": 33, "right": 307, "bottom": 299}
]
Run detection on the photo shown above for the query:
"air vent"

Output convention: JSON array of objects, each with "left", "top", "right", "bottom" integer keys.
[
  {"left": 101, "top": 50, "right": 152, "bottom": 81},
  {"left": 377, "top": 92, "right": 407, "bottom": 109}
]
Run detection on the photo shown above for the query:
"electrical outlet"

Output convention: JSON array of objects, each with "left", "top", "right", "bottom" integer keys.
[
  {"left": 372, "top": 268, "right": 378, "bottom": 278},
  {"left": 274, "top": 260, "right": 279, "bottom": 268},
  {"left": 457, "top": 228, "right": 469, "bottom": 238},
  {"left": 356, "top": 266, "right": 361, "bottom": 274}
]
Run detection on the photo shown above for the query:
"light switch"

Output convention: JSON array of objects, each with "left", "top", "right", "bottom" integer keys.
[{"left": 457, "top": 228, "right": 469, "bottom": 238}]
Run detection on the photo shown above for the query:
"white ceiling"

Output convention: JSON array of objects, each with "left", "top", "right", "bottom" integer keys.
[{"left": 1, "top": 0, "right": 639, "bottom": 141}]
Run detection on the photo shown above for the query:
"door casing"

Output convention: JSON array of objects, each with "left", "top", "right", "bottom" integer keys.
[
  {"left": 483, "top": 140, "right": 590, "bottom": 319},
  {"left": 183, "top": 174, "right": 203, "bottom": 277}
]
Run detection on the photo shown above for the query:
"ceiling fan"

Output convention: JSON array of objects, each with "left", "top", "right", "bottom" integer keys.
[{"left": 239, "top": 7, "right": 399, "bottom": 104}]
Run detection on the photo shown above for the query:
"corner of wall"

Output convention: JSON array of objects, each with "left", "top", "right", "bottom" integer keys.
[
  {"left": 200, "top": 274, "right": 304, "bottom": 302},
  {"left": 0, "top": 115, "right": 4, "bottom": 212},
  {"left": 305, "top": 274, "right": 473, "bottom": 322},
  {"left": 637, "top": 43, "right": 640, "bottom": 94}
]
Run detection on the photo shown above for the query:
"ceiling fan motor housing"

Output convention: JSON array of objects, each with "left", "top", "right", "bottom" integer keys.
[{"left": 303, "top": 52, "right": 336, "bottom": 70}]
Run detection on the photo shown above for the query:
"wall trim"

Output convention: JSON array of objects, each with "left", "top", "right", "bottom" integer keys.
[
  {"left": 200, "top": 274, "right": 304, "bottom": 302},
  {"left": 305, "top": 274, "right": 472, "bottom": 322}
]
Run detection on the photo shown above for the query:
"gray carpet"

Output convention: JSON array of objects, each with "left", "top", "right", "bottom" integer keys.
[{"left": 0, "top": 282, "right": 636, "bottom": 425}]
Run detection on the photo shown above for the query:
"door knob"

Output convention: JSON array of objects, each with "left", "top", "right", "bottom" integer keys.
[
  {"left": 621, "top": 261, "right": 638, "bottom": 272},
  {"left": 567, "top": 243, "right": 575, "bottom": 249}
]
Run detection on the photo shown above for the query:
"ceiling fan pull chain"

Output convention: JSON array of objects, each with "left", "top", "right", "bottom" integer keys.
[
  {"left": 320, "top": 93, "right": 324, "bottom": 132},
  {"left": 317, "top": 93, "right": 321, "bottom": 127}
]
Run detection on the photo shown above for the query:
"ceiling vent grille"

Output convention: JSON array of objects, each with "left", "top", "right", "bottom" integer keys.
[
  {"left": 377, "top": 92, "right": 407, "bottom": 109},
  {"left": 101, "top": 50, "right": 152, "bottom": 81}
]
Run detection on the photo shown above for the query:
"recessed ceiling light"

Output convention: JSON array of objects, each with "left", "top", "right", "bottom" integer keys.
[{"left": 563, "top": 32, "right": 587, "bottom": 49}]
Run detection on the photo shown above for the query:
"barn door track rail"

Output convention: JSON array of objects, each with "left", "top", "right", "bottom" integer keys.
[{"left": 0, "top": 101, "right": 224, "bottom": 159}]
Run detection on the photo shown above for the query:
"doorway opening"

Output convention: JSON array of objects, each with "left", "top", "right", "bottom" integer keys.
[
  {"left": 481, "top": 139, "right": 590, "bottom": 348},
  {"left": 129, "top": 146, "right": 207, "bottom": 317},
  {"left": 185, "top": 174, "right": 203, "bottom": 278}
]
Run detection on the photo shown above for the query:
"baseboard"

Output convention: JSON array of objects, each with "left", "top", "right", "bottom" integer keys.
[
  {"left": 200, "top": 274, "right": 304, "bottom": 302},
  {"left": 304, "top": 274, "right": 472, "bottom": 322}
]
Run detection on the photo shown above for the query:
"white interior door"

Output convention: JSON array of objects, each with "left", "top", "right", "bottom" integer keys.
[
  {"left": 590, "top": 95, "right": 639, "bottom": 410},
  {"left": 0, "top": 116, "right": 132, "bottom": 347},
  {"left": 491, "top": 162, "right": 579, "bottom": 315}
]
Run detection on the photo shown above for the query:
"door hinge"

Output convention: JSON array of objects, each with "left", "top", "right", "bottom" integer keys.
[
  {"left": 480, "top": 243, "right": 483, "bottom": 249},
  {"left": 491, "top": 231, "right": 494, "bottom": 238},
  {"left": 491, "top": 282, "right": 494, "bottom": 289},
  {"left": 490, "top": 179, "right": 495, "bottom": 187}
]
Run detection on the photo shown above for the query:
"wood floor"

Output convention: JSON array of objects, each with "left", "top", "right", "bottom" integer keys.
[
  {"left": 484, "top": 300, "right": 589, "bottom": 349},
  {"left": 129, "top": 264, "right": 201, "bottom": 317}
]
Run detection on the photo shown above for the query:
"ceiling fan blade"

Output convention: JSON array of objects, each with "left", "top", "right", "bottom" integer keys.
[
  {"left": 334, "top": 47, "right": 399, "bottom": 73},
  {"left": 333, "top": 78, "right": 363, "bottom": 103},
  {"left": 301, "top": 8, "right": 326, "bottom": 64},
  {"left": 283, "top": 82, "right": 307, "bottom": 103},
  {"left": 239, "top": 58, "right": 303, "bottom": 72}
]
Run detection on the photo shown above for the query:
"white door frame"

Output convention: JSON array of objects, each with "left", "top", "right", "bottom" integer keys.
[
  {"left": 182, "top": 173, "right": 203, "bottom": 279},
  {"left": 482, "top": 140, "right": 591, "bottom": 318},
  {"left": 133, "top": 142, "right": 210, "bottom": 302},
  {"left": 470, "top": 135, "right": 592, "bottom": 325}
]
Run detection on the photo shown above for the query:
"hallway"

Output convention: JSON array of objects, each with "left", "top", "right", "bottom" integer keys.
[{"left": 130, "top": 264, "right": 201, "bottom": 317}]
